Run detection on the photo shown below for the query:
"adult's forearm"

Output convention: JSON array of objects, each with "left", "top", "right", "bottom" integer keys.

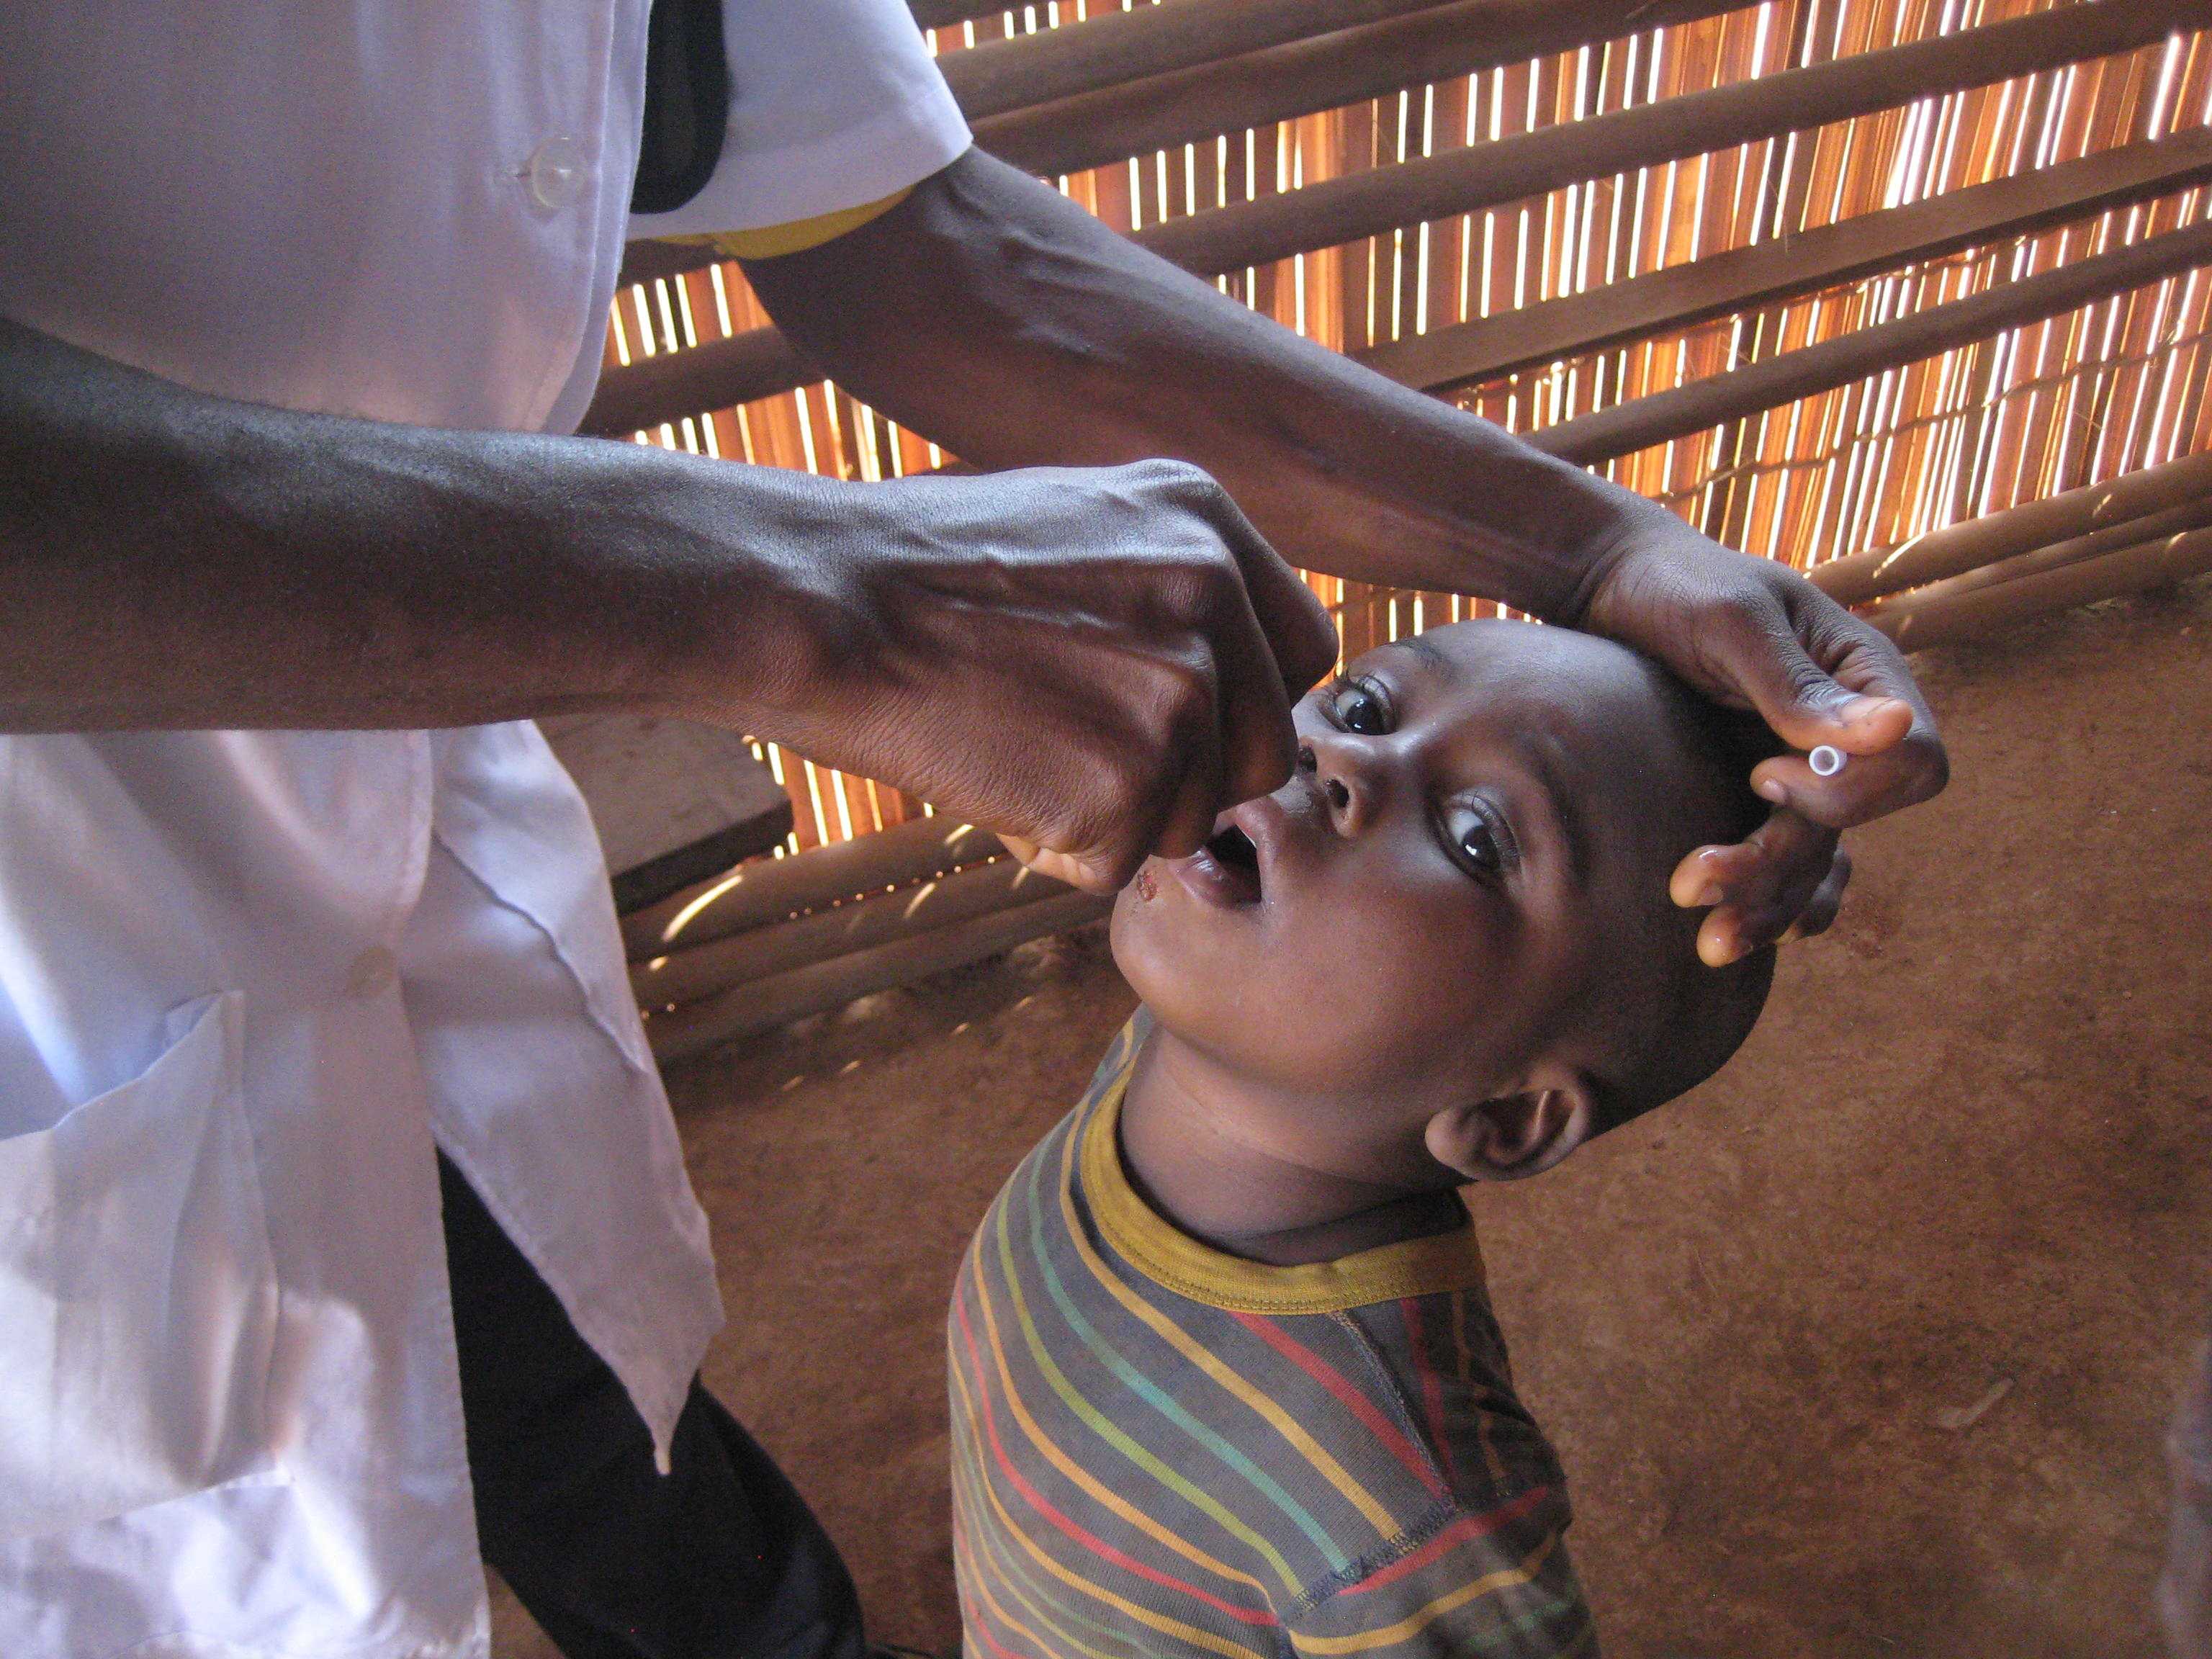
[
  {"left": 743, "top": 151, "right": 1672, "bottom": 619},
  {"left": 0, "top": 315, "right": 1349, "bottom": 888},
  {"left": 0, "top": 318, "right": 837, "bottom": 733}
]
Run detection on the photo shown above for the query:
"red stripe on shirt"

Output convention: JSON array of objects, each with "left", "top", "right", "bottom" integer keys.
[
  {"left": 954, "top": 1289, "right": 1282, "bottom": 1627},
  {"left": 962, "top": 1586, "right": 1042, "bottom": 1659},
  {"left": 1337, "top": 1485, "right": 1556, "bottom": 1596},
  {"left": 1230, "top": 1310, "right": 1449, "bottom": 1500},
  {"left": 1399, "top": 1298, "right": 1459, "bottom": 1488}
]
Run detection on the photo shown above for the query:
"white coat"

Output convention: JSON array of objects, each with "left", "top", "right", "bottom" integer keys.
[{"left": 0, "top": 4, "right": 968, "bottom": 1653}]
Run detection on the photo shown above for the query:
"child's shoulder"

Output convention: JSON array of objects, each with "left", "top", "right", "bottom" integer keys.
[{"left": 1332, "top": 1285, "right": 1567, "bottom": 1511}]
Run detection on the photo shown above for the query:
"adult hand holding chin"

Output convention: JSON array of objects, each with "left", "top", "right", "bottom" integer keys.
[
  {"left": 1575, "top": 511, "right": 1948, "bottom": 963},
  {"left": 740, "top": 459, "right": 1336, "bottom": 896}
]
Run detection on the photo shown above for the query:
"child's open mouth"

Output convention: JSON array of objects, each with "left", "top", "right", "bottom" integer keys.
[
  {"left": 1164, "top": 819, "right": 1264, "bottom": 909},
  {"left": 1208, "top": 823, "right": 1261, "bottom": 893}
]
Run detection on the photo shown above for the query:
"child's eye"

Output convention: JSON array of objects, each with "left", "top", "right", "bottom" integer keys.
[
  {"left": 1327, "top": 675, "right": 1393, "bottom": 735},
  {"left": 1439, "top": 798, "right": 1519, "bottom": 881}
]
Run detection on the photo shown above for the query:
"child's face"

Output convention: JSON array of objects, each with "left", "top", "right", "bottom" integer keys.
[{"left": 1111, "top": 620, "right": 1722, "bottom": 1121}]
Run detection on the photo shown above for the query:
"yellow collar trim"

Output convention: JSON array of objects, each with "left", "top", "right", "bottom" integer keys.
[{"left": 1079, "top": 1066, "right": 1487, "bottom": 1316}]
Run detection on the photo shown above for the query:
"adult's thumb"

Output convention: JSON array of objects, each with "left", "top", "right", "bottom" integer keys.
[
  {"left": 1715, "top": 617, "right": 1912, "bottom": 757},
  {"left": 997, "top": 832, "right": 1123, "bottom": 897}
]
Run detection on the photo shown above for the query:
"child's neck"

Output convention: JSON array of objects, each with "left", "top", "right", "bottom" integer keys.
[{"left": 1117, "top": 1026, "right": 1467, "bottom": 1269}]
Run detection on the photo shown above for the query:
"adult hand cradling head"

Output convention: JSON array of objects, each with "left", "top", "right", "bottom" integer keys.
[{"left": 1574, "top": 508, "right": 1943, "bottom": 965}]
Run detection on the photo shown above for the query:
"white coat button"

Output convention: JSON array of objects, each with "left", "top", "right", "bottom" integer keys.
[
  {"left": 524, "top": 135, "right": 589, "bottom": 211},
  {"left": 346, "top": 946, "right": 397, "bottom": 1000}
]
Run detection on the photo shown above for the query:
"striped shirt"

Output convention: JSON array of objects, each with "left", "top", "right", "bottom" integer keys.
[{"left": 949, "top": 1015, "right": 1596, "bottom": 1659}]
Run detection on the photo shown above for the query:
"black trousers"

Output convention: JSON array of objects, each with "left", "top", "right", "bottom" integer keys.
[{"left": 439, "top": 1154, "right": 868, "bottom": 1659}]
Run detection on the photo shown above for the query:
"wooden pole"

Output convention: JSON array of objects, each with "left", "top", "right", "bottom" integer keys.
[
  {"left": 616, "top": 238, "right": 719, "bottom": 291},
  {"left": 1869, "top": 526, "right": 2212, "bottom": 654},
  {"left": 1530, "top": 216, "right": 2212, "bottom": 467},
  {"left": 588, "top": 0, "right": 2198, "bottom": 435},
  {"left": 908, "top": 0, "right": 1033, "bottom": 30},
  {"left": 907, "top": 0, "right": 1002, "bottom": 30},
  {"left": 645, "top": 889, "right": 1112, "bottom": 1062},
  {"left": 588, "top": 322, "right": 819, "bottom": 439},
  {"left": 621, "top": 814, "right": 1004, "bottom": 959},
  {"left": 1135, "top": 0, "right": 2201, "bottom": 277},
  {"left": 1357, "top": 127, "right": 2212, "bottom": 394},
  {"left": 1872, "top": 506, "right": 2212, "bottom": 613},
  {"left": 632, "top": 854, "right": 1071, "bottom": 1008},
  {"left": 1810, "top": 449, "right": 2212, "bottom": 607},
  {"left": 939, "top": 0, "right": 1467, "bottom": 124},
  {"left": 972, "top": 0, "right": 1743, "bottom": 182},
  {"left": 605, "top": 0, "right": 1740, "bottom": 343}
]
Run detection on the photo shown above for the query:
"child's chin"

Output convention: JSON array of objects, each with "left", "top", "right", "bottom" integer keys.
[{"left": 1110, "top": 884, "right": 1246, "bottom": 1012}]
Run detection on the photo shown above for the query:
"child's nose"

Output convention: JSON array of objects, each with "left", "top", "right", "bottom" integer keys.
[{"left": 1300, "top": 734, "right": 1375, "bottom": 835}]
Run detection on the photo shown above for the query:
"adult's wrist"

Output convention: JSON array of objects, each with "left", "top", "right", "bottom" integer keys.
[
  {"left": 1546, "top": 480, "right": 1702, "bottom": 632},
  {"left": 620, "top": 446, "right": 887, "bottom": 737},
  {"left": 1287, "top": 392, "right": 1673, "bottom": 625}
]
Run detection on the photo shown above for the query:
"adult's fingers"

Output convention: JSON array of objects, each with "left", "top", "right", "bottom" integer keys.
[
  {"left": 1776, "top": 844, "right": 1852, "bottom": 944},
  {"left": 1148, "top": 698, "right": 1231, "bottom": 863},
  {"left": 1669, "top": 806, "right": 1839, "bottom": 966},
  {"left": 998, "top": 757, "right": 1210, "bottom": 897},
  {"left": 1154, "top": 464, "right": 1327, "bottom": 805},
  {"left": 1749, "top": 713, "right": 1946, "bottom": 830},
  {"left": 997, "top": 832, "right": 1124, "bottom": 896},
  {"left": 984, "top": 498, "right": 1273, "bottom": 888},
  {"left": 1748, "top": 625, "right": 1947, "bottom": 828},
  {"left": 1011, "top": 755, "right": 1242, "bottom": 896},
  {"left": 1191, "top": 472, "right": 1339, "bottom": 699},
  {"left": 1241, "top": 552, "right": 1339, "bottom": 699},
  {"left": 1189, "top": 540, "right": 1301, "bottom": 812},
  {"left": 1702, "top": 593, "right": 1948, "bottom": 830},
  {"left": 997, "top": 642, "right": 1226, "bottom": 894}
]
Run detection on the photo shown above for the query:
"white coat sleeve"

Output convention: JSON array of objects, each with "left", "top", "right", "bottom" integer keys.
[{"left": 628, "top": 0, "right": 974, "bottom": 238}]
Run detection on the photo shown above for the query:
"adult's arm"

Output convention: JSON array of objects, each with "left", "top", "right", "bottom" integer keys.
[
  {"left": 0, "top": 315, "right": 1334, "bottom": 890},
  {"left": 742, "top": 151, "right": 1950, "bottom": 958}
]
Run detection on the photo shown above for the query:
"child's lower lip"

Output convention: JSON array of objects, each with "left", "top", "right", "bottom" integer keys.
[{"left": 1162, "top": 847, "right": 1263, "bottom": 910}]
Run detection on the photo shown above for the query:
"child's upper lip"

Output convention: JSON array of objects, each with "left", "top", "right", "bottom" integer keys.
[{"left": 1223, "top": 791, "right": 1291, "bottom": 894}]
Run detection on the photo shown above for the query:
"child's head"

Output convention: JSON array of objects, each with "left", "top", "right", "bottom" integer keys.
[{"left": 1111, "top": 619, "right": 1774, "bottom": 1190}]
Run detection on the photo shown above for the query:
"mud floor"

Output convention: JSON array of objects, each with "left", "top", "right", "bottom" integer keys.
[{"left": 494, "top": 578, "right": 2212, "bottom": 1659}]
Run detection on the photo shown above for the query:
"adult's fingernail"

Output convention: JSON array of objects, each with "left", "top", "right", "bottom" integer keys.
[
  {"left": 1696, "top": 884, "right": 1724, "bottom": 908},
  {"left": 1756, "top": 778, "right": 1788, "bottom": 805},
  {"left": 1839, "top": 694, "right": 1901, "bottom": 725}
]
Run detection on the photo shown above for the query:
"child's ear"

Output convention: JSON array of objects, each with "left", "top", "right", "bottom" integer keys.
[{"left": 1424, "top": 1073, "right": 1597, "bottom": 1182}]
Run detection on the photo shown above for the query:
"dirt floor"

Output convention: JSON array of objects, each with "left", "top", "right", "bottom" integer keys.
[{"left": 493, "top": 578, "right": 2212, "bottom": 1659}]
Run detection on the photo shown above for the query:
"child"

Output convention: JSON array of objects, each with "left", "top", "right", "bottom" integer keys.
[{"left": 948, "top": 619, "right": 1777, "bottom": 1658}]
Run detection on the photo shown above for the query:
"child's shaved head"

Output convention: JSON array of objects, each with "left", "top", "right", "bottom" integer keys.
[{"left": 1545, "top": 670, "right": 1776, "bottom": 1133}]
